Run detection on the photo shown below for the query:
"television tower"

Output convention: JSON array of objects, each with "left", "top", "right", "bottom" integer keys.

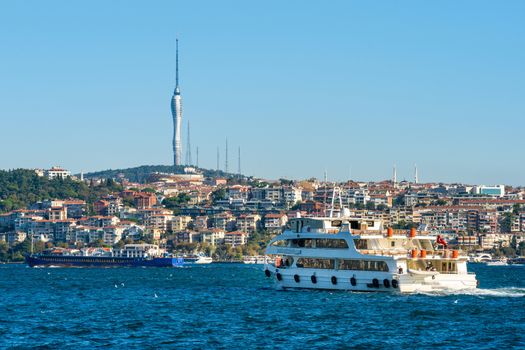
[
  {"left": 414, "top": 164, "right": 419, "bottom": 184},
  {"left": 171, "top": 38, "right": 183, "bottom": 166}
]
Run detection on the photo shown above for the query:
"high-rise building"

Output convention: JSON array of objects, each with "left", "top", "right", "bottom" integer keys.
[{"left": 171, "top": 39, "right": 183, "bottom": 166}]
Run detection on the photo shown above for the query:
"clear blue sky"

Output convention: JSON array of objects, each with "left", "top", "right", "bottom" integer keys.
[{"left": 1, "top": 1, "right": 524, "bottom": 185}]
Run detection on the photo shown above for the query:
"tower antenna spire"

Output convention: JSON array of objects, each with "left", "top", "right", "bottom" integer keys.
[{"left": 176, "top": 37, "right": 179, "bottom": 89}]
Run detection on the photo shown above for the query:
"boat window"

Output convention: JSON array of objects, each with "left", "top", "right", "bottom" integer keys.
[
  {"left": 271, "top": 239, "right": 288, "bottom": 247},
  {"left": 296, "top": 258, "right": 335, "bottom": 269},
  {"left": 331, "top": 220, "right": 342, "bottom": 227},
  {"left": 339, "top": 259, "right": 389, "bottom": 272},
  {"left": 283, "top": 256, "right": 294, "bottom": 267},
  {"left": 353, "top": 239, "right": 368, "bottom": 250},
  {"left": 349, "top": 221, "right": 360, "bottom": 229},
  {"left": 292, "top": 238, "right": 313, "bottom": 248},
  {"left": 419, "top": 239, "right": 433, "bottom": 251},
  {"left": 315, "top": 239, "right": 348, "bottom": 249}
]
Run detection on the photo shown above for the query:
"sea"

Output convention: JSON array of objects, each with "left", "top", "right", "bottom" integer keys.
[{"left": 1, "top": 263, "right": 524, "bottom": 349}]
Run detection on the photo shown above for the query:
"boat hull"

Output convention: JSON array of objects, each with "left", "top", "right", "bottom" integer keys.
[
  {"left": 25, "top": 255, "right": 184, "bottom": 268},
  {"left": 265, "top": 266, "right": 477, "bottom": 293}
]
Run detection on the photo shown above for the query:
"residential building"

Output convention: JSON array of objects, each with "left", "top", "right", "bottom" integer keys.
[
  {"left": 134, "top": 192, "right": 157, "bottom": 209},
  {"left": 263, "top": 213, "right": 288, "bottom": 233},
  {"left": 210, "top": 212, "right": 236, "bottom": 231},
  {"left": 200, "top": 229, "right": 225, "bottom": 245},
  {"left": 236, "top": 214, "right": 261, "bottom": 235},
  {"left": 224, "top": 231, "right": 247, "bottom": 247},
  {"left": 170, "top": 216, "right": 193, "bottom": 232}
]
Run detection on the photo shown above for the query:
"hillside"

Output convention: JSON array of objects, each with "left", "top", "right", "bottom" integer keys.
[
  {"left": 0, "top": 169, "right": 122, "bottom": 213},
  {"left": 83, "top": 165, "right": 236, "bottom": 183}
]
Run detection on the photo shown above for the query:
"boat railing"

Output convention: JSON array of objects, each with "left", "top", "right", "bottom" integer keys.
[{"left": 358, "top": 249, "right": 408, "bottom": 256}]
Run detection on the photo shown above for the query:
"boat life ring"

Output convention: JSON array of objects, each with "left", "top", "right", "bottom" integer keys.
[
  {"left": 372, "top": 278, "right": 379, "bottom": 288},
  {"left": 331, "top": 276, "right": 337, "bottom": 285},
  {"left": 392, "top": 279, "right": 399, "bottom": 288},
  {"left": 383, "top": 279, "right": 390, "bottom": 288},
  {"left": 276, "top": 273, "right": 282, "bottom": 281},
  {"left": 311, "top": 275, "right": 317, "bottom": 284},
  {"left": 294, "top": 274, "right": 300, "bottom": 283},
  {"left": 350, "top": 277, "right": 357, "bottom": 286},
  {"left": 264, "top": 269, "right": 271, "bottom": 278}
]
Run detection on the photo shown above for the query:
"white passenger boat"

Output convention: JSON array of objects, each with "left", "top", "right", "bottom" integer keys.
[
  {"left": 264, "top": 216, "right": 478, "bottom": 293},
  {"left": 485, "top": 259, "right": 507, "bottom": 266},
  {"left": 468, "top": 253, "right": 492, "bottom": 263},
  {"left": 182, "top": 253, "right": 213, "bottom": 264}
]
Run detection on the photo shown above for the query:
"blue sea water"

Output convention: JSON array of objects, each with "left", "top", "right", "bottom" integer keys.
[{"left": 1, "top": 263, "right": 525, "bottom": 350}]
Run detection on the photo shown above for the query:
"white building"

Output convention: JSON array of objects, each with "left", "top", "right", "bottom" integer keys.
[
  {"left": 45, "top": 166, "right": 71, "bottom": 180},
  {"left": 472, "top": 185, "right": 505, "bottom": 197}
]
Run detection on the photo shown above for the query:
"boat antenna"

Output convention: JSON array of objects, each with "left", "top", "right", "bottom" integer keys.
[{"left": 329, "top": 185, "right": 343, "bottom": 218}]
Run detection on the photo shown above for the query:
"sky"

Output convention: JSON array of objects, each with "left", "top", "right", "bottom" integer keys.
[{"left": 0, "top": 1, "right": 524, "bottom": 185}]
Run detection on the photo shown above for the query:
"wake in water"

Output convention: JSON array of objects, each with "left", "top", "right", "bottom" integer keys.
[{"left": 419, "top": 287, "right": 525, "bottom": 298}]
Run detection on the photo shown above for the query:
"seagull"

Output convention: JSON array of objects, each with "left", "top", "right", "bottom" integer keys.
[
  {"left": 114, "top": 284, "right": 118, "bottom": 288},
  {"left": 154, "top": 293, "right": 158, "bottom": 298},
  {"left": 121, "top": 283, "right": 125, "bottom": 287},
  {"left": 453, "top": 299, "right": 458, "bottom": 304}
]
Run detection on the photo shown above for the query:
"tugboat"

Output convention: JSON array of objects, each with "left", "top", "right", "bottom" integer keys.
[{"left": 25, "top": 244, "right": 184, "bottom": 268}]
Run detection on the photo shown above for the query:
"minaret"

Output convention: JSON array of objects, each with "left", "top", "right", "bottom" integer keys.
[
  {"left": 225, "top": 138, "right": 229, "bottom": 173},
  {"left": 171, "top": 38, "right": 183, "bottom": 166},
  {"left": 216, "top": 146, "right": 220, "bottom": 171},
  {"left": 196, "top": 146, "right": 199, "bottom": 168},
  {"left": 393, "top": 164, "right": 397, "bottom": 188},
  {"left": 414, "top": 164, "right": 419, "bottom": 184},
  {"left": 185, "top": 120, "right": 192, "bottom": 165},
  {"left": 238, "top": 146, "right": 241, "bottom": 175}
]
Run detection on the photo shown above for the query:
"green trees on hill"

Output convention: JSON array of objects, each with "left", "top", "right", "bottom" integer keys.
[
  {"left": 83, "top": 165, "right": 234, "bottom": 183},
  {"left": 0, "top": 169, "right": 122, "bottom": 213}
]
